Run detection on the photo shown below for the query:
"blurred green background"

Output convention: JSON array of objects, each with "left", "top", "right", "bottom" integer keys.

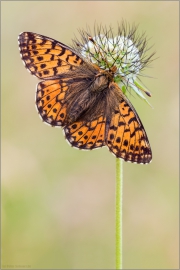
[{"left": 2, "top": 1, "right": 179, "bottom": 269}]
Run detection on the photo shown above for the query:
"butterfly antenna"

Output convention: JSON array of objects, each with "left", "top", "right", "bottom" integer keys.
[{"left": 88, "top": 36, "right": 111, "bottom": 69}]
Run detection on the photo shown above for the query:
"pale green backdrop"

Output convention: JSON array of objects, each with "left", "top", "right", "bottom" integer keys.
[{"left": 2, "top": 1, "right": 179, "bottom": 269}]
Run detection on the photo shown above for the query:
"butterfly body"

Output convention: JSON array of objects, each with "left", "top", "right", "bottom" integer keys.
[{"left": 18, "top": 32, "right": 152, "bottom": 164}]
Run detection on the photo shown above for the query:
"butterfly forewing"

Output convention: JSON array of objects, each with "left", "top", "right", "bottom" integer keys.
[
  {"left": 106, "top": 83, "right": 152, "bottom": 164},
  {"left": 18, "top": 32, "right": 84, "bottom": 79}
]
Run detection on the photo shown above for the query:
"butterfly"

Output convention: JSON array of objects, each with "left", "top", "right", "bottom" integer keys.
[{"left": 18, "top": 32, "right": 152, "bottom": 164}]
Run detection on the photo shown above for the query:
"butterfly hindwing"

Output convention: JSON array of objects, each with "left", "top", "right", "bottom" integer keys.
[
  {"left": 18, "top": 32, "right": 84, "bottom": 79},
  {"left": 64, "top": 114, "right": 106, "bottom": 149},
  {"left": 36, "top": 79, "right": 68, "bottom": 126}
]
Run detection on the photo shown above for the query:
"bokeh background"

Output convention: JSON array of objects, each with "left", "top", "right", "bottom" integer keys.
[{"left": 2, "top": 1, "right": 179, "bottom": 269}]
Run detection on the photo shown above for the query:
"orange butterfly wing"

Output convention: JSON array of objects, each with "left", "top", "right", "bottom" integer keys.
[
  {"left": 18, "top": 32, "right": 85, "bottom": 126},
  {"left": 18, "top": 32, "right": 84, "bottom": 79},
  {"left": 64, "top": 115, "right": 106, "bottom": 149},
  {"left": 36, "top": 79, "right": 69, "bottom": 126},
  {"left": 106, "top": 83, "right": 152, "bottom": 164}
]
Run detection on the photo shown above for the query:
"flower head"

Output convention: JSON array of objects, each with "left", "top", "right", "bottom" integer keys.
[{"left": 73, "top": 22, "right": 155, "bottom": 106}]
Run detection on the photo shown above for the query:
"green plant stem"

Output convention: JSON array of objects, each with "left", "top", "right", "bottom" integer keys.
[{"left": 116, "top": 158, "right": 123, "bottom": 269}]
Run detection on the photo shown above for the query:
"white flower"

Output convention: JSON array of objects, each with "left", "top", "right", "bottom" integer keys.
[{"left": 73, "top": 24, "right": 154, "bottom": 106}]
